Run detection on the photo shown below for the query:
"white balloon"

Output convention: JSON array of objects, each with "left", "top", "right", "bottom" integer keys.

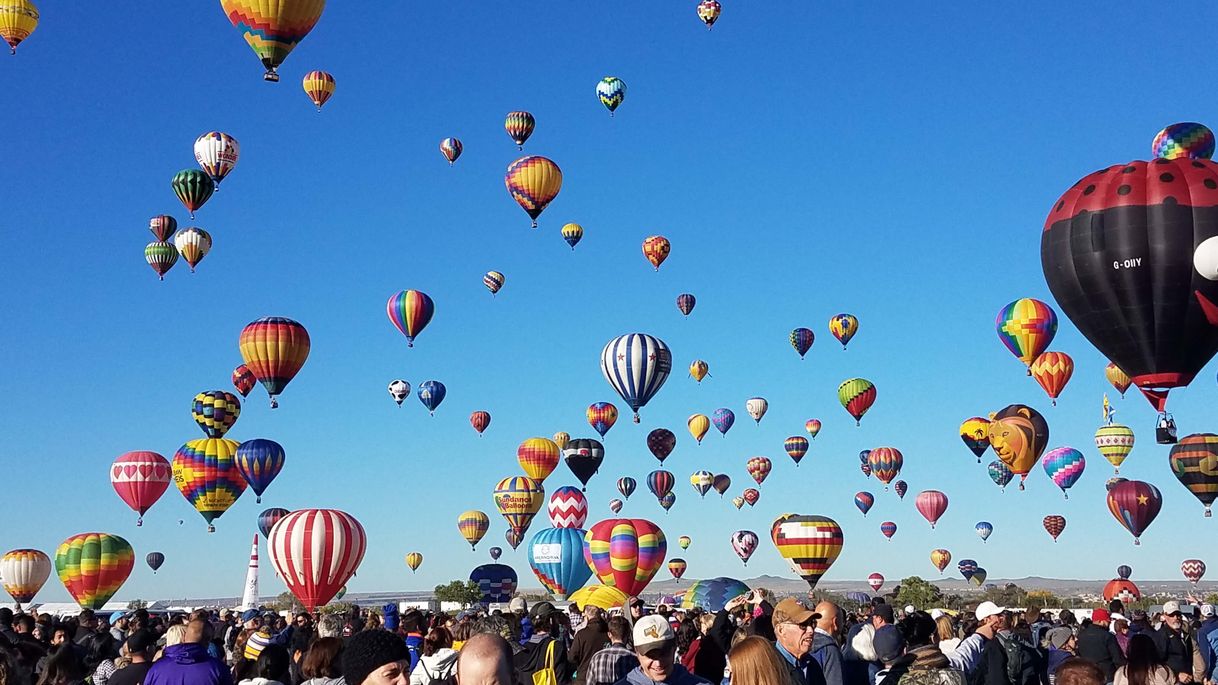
[{"left": 1194, "top": 237, "right": 1218, "bottom": 281}]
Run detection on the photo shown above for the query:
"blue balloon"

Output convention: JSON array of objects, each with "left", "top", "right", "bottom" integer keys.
[
  {"left": 236, "top": 438, "right": 286, "bottom": 504},
  {"left": 712, "top": 408, "right": 734, "bottom": 436},
  {"left": 957, "top": 558, "right": 978, "bottom": 581},
  {"left": 258, "top": 507, "right": 289, "bottom": 538},
  {"left": 146, "top": 552, "right": 165, "bottom": 573},
  {"left": 680, "top": 577, "right": 749, "bottom": 612},
  {"left": 418, "top": 380, "right": 446, "bottom": 415},
  {"left": 469, "top": 563, "right": 517, "bottom": 605},
  {"left": 845, "top": 591, "right": 872, "bottom": 604},
  {"left": 975, "top": 521, "right": 993, "bottom": 542},
  {"left": 527, "top": 527, "right": 592, "bottom": 601}
]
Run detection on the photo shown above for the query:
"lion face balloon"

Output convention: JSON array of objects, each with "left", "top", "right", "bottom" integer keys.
[{"left": 987, "top": 404, "right": 1049, "bottom": 489}]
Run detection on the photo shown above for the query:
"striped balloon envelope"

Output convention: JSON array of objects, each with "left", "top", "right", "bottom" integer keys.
[
  {"left": 668, "top": 559, "right": 687, "bottom": 580},
  {"left": 915, "top": 490, "right": 949, "bottom": 529},
  {"left": 1041, "top": 447, "right": 1085, "bottom": 499},
  {"left": 385, "top": 290, "right": 434, "bottom": 348},
  {"left": 1095, "top": 423, "right": 1135, "bottom": 473},
  {"left": 267, "top": 509, "right": 366, "bottom": 611},
  {"left": 232, "top": 365, "right": 256, "bottom": 398},
  {"left": 647, "top": 470, "right": 675, "bottom": 499},
  {"left": 582, "top": 518, "right": 666, "bottom": 597},
  {"left": 681, "top": 577, "right": 750, "bottom": 612},
  {"left": 879, "top": 521, "right": 897, "bottom": 540},
  {"left": 688, "top": 415, "right": 710, "bottom": 443},
  {"left": 547, "top": 486, "right": 588, "bottom": 529},
  {"left": 470, "top": 563, "right": 517, "bottom": 603},
  {"left": 0, "top": 549, "right": 50, "bottom": 604},
  {"left": 1030, "top": 351, "right": 1074, "bottom": 405},
  {"left": 770, "top": 515, "right": 843, "bottom": 590},
  {"left": 601, "top": 334, "right": 672, "bottom": 423},
  {"left": 235, "top": 439, "right": 286, "bottom": 504},
  {"left": 867, "top": 447, "right": 903, "bottom": 488},
  {"left": 505, "top": 155, "right": 562, "bottom": 227},
  {"left": 567, "top": 584, "right": 627, "bottom": 610},
  {"left": 302, "top": 70, "right": 335, "bottom": 111},
  {"left": 838, "top": 378, "right": 876, "bottom": 425},
  {"left": 439, "top": 137, "right": 462, "bottom": 165},
  {"left": 504, "top": 111, "right": 535, "bottom": 148},
  {"left": 1043, "top": 515, "right": 1067, "bottom": 541},
  {"left": 173, "top": 438, "right": 246, "bottom": 532},
  {"left": 493, "top": 476, "right": 544, "bottom": 539},
  {"left": 238, "top": 317, "right": 310, "bottom": 408},
  {"left": 1168, "top": 434, "right": 1218, "bottom": 516},
  {"left": 784, "top": 437, "right": 809, "bottom": 466},
  {"left": 586, "top": 402, "right": 618, "bottom": 437},
  {"left": 258, "top": 508, "right": 289, "bottom": 539},
  {"left": 405, "top": 552, "right": 423, "bottom": 573},
  {"left": 219, "top": 0, "right": 325, "bottom": 82},
  {"left": 517, "top": 438, "right": 560, "bottom": 483},
  {"left": 54, "top": 533, "right": 134, "bottom": 610}
]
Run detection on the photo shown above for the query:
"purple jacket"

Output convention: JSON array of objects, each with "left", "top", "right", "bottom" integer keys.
[{"left": 144, "top": 643, "right": 233, "bottom": 685}]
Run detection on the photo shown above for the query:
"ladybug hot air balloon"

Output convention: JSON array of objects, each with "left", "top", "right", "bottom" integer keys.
[
  {"left": 1107, "top": 480, "right": 1163, "bottom": 545},
  {"left": 1043, "top": 515, "right": 1067, "bottom": 542},
  {"left": 867, "top": 447, "right": 903, "bottom": 489},
  {"left": 494, "top": 476, "right": 545, "bottom": 540},
  {"left": 915, "top": 490, "right": 948, "bottom": 528},
  {"left": 506, "top": 156, "right": 562, "bottom": 228},
  {"left": 988, "top": 404, "right": 1049, "bottom": 489},
  {"left": 54, "top": 533, "right": 134, "bottom": 609},
  {"left": 458, "top": 511, "right": 490, "bottom": 550},
  {"left": 587, "top": 402, "right": 618, "bottom": 437},
  {"left": 995, "top": 299, "right": 1057, "bottom": 375},
  {"left": 267, "top": 509, "right": 366, "bottom": 611},
  {"left": 583, "top": 518, "right": 667, "bottom": 597},
  {"left": 771, "top": 515, "right": 843, "bottom": 590},
  {"left": 235, "top": 438, "right": 285, "bottom": 504},
  {"left": 219, "top": 0, "right": 326, "bottom": 82},
  {"left": 232, "top": 365, "right": 256, "bottom": 398},
  {"left": 642, "top": 236, "right": 671, "bottom": 271},
  {"left": 1169, "top": 434, "right": 1218, "bottom": 516},
  {"left": 110, "top": 451, "right": 172, "bottom": 526},
  {"left": 959, "top": 417, "right": 991, "bottom": 463},
  {"left": 0, "top": 549, "right": 50, "bottom": 605},
  {"left": 239, "top": 317, "right": 310, "bottom": 408},
  {"left": 838, "top": 378, "right": 876, "bottom": 425},
  {"left": 1042, "top": 158, "right": 1218, "bottom": 420},
  {"left": 386, "top": 290, "right": 434, "bottom": 348},
  {"left": 1030, "top": 351, "right": 1074, "bottom": 406},
  {"left": 601, "top": 334, "right": 672, "bottom": 423},
  {"left": 302, "top": 70, "right": 335, "bottom": 111},
  {"left": 173, "top": 438, "right": 246, "bottom": 532}
]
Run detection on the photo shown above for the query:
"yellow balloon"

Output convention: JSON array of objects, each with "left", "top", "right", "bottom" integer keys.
[
  {"left": 0, "top": 0, "right": 38, "bottom": 55},
  {"left": 689, "top": 360, "right": 709, "bottom": 383},
  {"left": 405, "top": 552, "right": 423, "bottom": 573},
  {"left": 552, "top": 432, "right": 570, "bottom": 451},
  {"left": 688, "top": 414, "right": 710, "bottom": 444}
]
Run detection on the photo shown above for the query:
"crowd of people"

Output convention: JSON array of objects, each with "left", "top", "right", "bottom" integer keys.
[{"left": 0, "top": 592, "right": 1216, "bottom": 685}]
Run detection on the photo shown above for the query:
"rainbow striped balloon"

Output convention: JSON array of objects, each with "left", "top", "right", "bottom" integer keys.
[
  {"left": 54, "top": 533, "right": 134, "bottom": 610},
  {"left": 173, "top": 438, "right": 247, "bottom": 532},
  {"left": 582, "top": 518, "right": 667, "bottom": 597},
  {"left": 386, "top": 290, "right": 434, "bottom": 347},
  {"left": 517, "top": 438, "right": 560, "bottom": 483},
  {"left": 238, "top": 317, "right": 311, "bottom": 408}
]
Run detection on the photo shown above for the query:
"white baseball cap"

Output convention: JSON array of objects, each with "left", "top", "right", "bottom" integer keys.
[
  {"left": 904, "top": 605, "right": 916, "bottom": 615},
  {"left": 975, "top": 601, "right": 1005, "bottom": 621},
  {"left": 633, "top": 615, "right": 675, "bottom": 653},
  {"left": 1163, "top": 601, "right": 1182, "bottom": 615},
  {"left": 930, "top": 609, "right": 945, "bottom": 620},
  {"left": 1202, "top": 604, "right": 1215, "bottom": 617}
]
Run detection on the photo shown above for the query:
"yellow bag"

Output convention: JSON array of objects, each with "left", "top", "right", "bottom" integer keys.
[{"left": 532, "top": 639, "right": 558, "bottom": 685}]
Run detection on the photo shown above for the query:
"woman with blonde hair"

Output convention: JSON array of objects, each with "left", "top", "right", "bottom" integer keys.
[
  {"left": 728, "top": 635, "right": 798, "bottom": 685},
  {"left": 935, "top": 615, "right": 960, "bottom": 656}
]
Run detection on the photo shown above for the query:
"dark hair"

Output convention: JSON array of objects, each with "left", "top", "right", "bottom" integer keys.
[
  {"left": 83, "top": 631, "right": 117, "bottom": 670},
  {"left": 1056, "top": 657, "right": 1105, "bottom": 685},
  {"left": 1125, "top": 634, "right": 1164, "bottom": 685},
  {"left": 290, "top": 629, "right": 312, "bottom": 654},
  {"left": 255, "top": 644, "right": 291, "bottom": 681},
  {"left": 77, "top": 609, "right": 95, "bottom": 624},
  {"left": 608, "top": 616, "right": 631, "bottom": 644},
  {"left": 231, "top": 656, "right": 257, "bottom": 683},
  {"left": 452, "top": 620, "right": 473, "bottom": 643},
  {"left": 423, "top": 627, "right": 453, "bottom": 657},
  {"left": 676, "top": 619, "right": 700, "bottom": 654},
  {"left": 898, "top": 611, "right": 936, "bottom": 648},
  {"left": 0, "top": 609, "right": 12, "bottom": 626},
  {"left": 15, "top": 615, "right": 34, "bottom": 633},
  {"left": 1059, "top": 610, "right": 1077, "bottom": 626},
  {"left": 402, "top": 610, "right": 425, "bottom": 633},
  {"left": 37, "top": 644, "right": 85, "bottom": 685},
  {"left": 1109, "top": 600, "right": 1125, "bottom": 615},
  {"left": 302, "top": 637, "right": 343, "bottom": 679}
]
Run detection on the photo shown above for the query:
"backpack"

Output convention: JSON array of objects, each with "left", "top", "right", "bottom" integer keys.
[
  {"left": 996, "top": 633, "right": 1038, "bottom": 685},
  {"left": 420, "top": 661, "right": 458, "bottom": 685}
]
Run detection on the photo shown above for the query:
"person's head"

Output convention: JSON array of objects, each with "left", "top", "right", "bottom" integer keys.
[
  {"left": 456, "top": 632, "right": 514, "bottom": 685},
  {"left": 873, "top": 626, "right": 906, "bottom": 665},
  {"left": 1126, "top": 633, "right": 1162, "bottom": 669},
  {"left": 528, "top": 602, "right": 560, "bottom": 635},
  {"left": 14, "top": 615, "right": 33, "bottom": 635},
  {"left": 772, "top": 598, "right": 820, "bottom": 658},
  {"left": 401, "top": 610, "right": 424, "bottom": 635},
  {"left": 83, "top": 631, "right": 116, "bottom": 669},
  {"left": 632, "top": 615, "right": 677, "bottom": 681},
  {"left": 1109, "top": 599, "right": 1125, "bottom": 615},
  {"left": 507, "top": 597, "right": 527, "bottom": 616},
  {"left": 1046, "top": 626, "right": 1075, "bottom": 653},
  {"left": 607, "top": 615, "right": 631, "bottom": 645},
  {"left": 698, "top": 613, "right": 715, "bottom": 637},
  {"left": 0, "top": 608, "right": 12, "bottom": 628},
  {"left": 1058, "top": 609, "right": 1076, "bottom": 626},
  {"left": 422, "top": 627, "right": 452, "bottom": 657},
  {"left": 294, "top": 612, "right": 312, "bottom": 628},
  {"left": 628, "top": 597, "right": 646, "bottom": 619},
  {"left": 1055, "top": 657, "right": 1105, "bottom": 685},
  {"left": 184, "top": 618, "right": 211, "bottom": 644},
  {"left": 126, "top": 630, "right": 157, "bottom": 662},
  {"left": 342, "top": 627, "right": 411, "bottom": 685},
  {"left": 675, "top": 619, "right": 700, "bottom": 654},
  {"left": 302, "top": 637, "right": 344, "bottom": 680},
  {"left": 50, "top": 626, "right": 69, "bottom": 646},
  {"left": 1162, "top": 601, "right": 1185, "bottom": 630},
  {"left": 974, "top": 602, "right": 1005, "bottom": 631},
  {"left": 1113, "top": 619, "right": 1129, "bottom": 635},
  {"left": 252, "top": 643, "right": 290, "bottom": 682},
  {"left": 316, "top": 614, "right": 343, "bottom": 639},
  {"left": 41, "top": 643, "right": 86, "bottom": 683},
  {"left": 934, "top": 615, "right": 954, "bottom": 642},
  {"left": 728, "top": 635, "right": 798, "bottom": 685},
  {"left": 898, "top": 611, "right": 936, "bottom": 649},
  {"left": 1202, "top": 605, "right": 1216, "bottom": 622},
  {"left": 815, "top": 602, "right": 841, "bottom": 636},
  {"left": 871, "top": 602, "right": 895, "bottom": 628}
]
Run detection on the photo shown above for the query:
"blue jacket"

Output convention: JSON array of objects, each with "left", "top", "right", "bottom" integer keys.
[
  {"left": 144, "top": 643, "right": 233, "bottom": 685},
  {"left": 1198, "top": 617, "right": 1218, "bottom": 677},
  {"left": 406, "top": 632, "right": 424, "bottom": 672}
]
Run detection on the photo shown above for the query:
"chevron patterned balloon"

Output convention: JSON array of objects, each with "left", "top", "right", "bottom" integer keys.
[{"left": 547, "top": 486, "right": 588, "bottom": 529}]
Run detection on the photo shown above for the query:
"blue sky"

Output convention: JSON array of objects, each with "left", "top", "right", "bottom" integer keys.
[{"left": 2, "top": 2, "right": 1218, "bottom": 604}]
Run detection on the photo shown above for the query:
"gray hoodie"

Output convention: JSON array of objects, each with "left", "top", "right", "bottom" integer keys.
[
  {"left": 813, "top": 630, "right": 845, "bottom": 685},
  {"left": 410, "top": 648, "right": 458, "bottom": 685},
  {"left": 617, "top": 663, "right": 711, "bottom": 685}
]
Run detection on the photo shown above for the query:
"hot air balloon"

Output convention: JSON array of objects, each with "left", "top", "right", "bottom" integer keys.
[
  {"left": 806, "top": 419, "right": 822, "bottom": 439},
  {"left": 658, "top": 492, "right": 676, "bottom": 512},
  {"left": 880, "top": 521, "right": 897, "bottom": 540},
  {"left": 854, "top": 492, "right": 874, "bottom": 516},
  {"left": 601, "top": 334, "right": 672, "bottom": 423},
  {"left": 439, "top": 137, "right": 462, "bottom": 165},
  {"left": 517, "top": 438, "right": 560, "bottom": 483},
  {"left": 1182, "top": 559, "right": 1207, "bottom": 586},
  {"left": 232, "top": 365, "right": 256, "bottom": 398},
  {"left": 488, "top": 547, "right": 502, "bottom": 561},
  {"left": 171, "top": 169, "right": 213, "bottom": 219},
  {"left": 696, "top": 0, "right": 720, "bottom": 28},
  {"left": 746, "top": 457, "right": 772, "bottom": 486},
  {"left": 386, "top": 380, "right": 410, "bottom": 406},
  {"left": 404, "top": 552, "right": 423, "bottom": 573},
  {"left": 617, "top": 477, "right": 636, "bottom": 500},
  {"left": 470, "top": 410, "right": 491, "bottom": 435},
  {"left": 470, "top": 563, "right": 517, "bottom": 604},
  {"left": 677, "top": 294, "right": 696, "bottom": 317},
  {"left": 713, "top": 477, "right": 735, "bottom": 500},
  {"left": 0, "top": 0, "right": 38, "bottom": 54},
  {"left": 484, "top": 271, "right": 505, "bottom": 296},
  {"left": 712, "top": 408, "right": 735, "bottom": 436},
  {"left": 173, "top": 438, "right": 245, "bottom": 533},
  {"left": 149, "top": 215, "right": 177, "bottom": 242},
  {"left": 1117, "top": 565, "right": 1132, "bottom": 580},
  {"left": 790, "top": 328, "right": 814, "bottom": 359},
  {"left": 583, "top": 518, "right": 667, "bottom": 596},
  {"left": 1108, "top": 477, "right": 1129, "bottom": 491},
  {"left": 1043, "top": 515, "right": 1066, "bottom": 542},
  {"left": 506, "top": 530, "right": 524, "bottom": 550},
  {"left": 417, "top": 380, "right": 446, "bottom": 415},
  {"left": 1107, "top": 480, "right": 1163, "bottom": 545},
  {"left": 894, "top": 481, "right": 908, "bottom": 499},
  {"left": 867, "top": 447, "right": 903, "bottom": 489},
  {"left": 235, "top": 438, "right": 285, "bottom": 504},
  {"left": 1103, "top": 579, "right": 1142, "bottom": 605},
  {"left": 494, "top": 476, "right": 545, "bottom": 540},
  {"left": 608, "top": 499, "right": 623, "bottom": 514},
  {"left": 268, "top": 509, "right": 365, "bottom": 611},
  {"left": 144, "top": 241, "right": 178, "bottom": 280},
  {"left": 596, "top": 77, "right": 626, "bottom": 116},
  {"left": 732, "top": 496, "right": 745, "bottom": 509},
  {"left": 975, "top": 521, "right": 993, "bottom": 542},
  {"left": 458, "top": 511, "right": 490, "bottom": 550},
  {"left": 930, "top": 549, "right": 951, "bottom": 574},
  {"left": 647, "top": 470, "right": 675, "bottom": 500},
  {"left": 690, "top": 471, "right": 714, "bottom": 498},
  {"left": 958, "top": 559, "right": 978, "bottom": 582},
  {"left": 553, "top": 432, "right": 570, "bottom": 450},
  {"left": 528, "top": 527, "right": 592, "bottom": 600},
  {"left": 191, "top": 391, "right": 240, "bottom": 439},
  {"left": 258, "top": 508, "right": 289, "bottom": 539},
  {"left": 386, "top": 290, "right": 434, "bottom": 348},
  {"left": 110, "top": 451, "right": 171, "bottom": 526},
  {"left": 146, "top": 552, "right": 164, "bottom": 573},
  {"left": 563, "top": 438, "right": 604, "bottom": 490},
  {"left": 771, "top": 515, "right": 842, "bottom": 590},
  {"left": 548, "top": 486, "right": 588, "bottom": 529},
  {"left": 668, "top": 559, "right": 687, "bottom": 581},
  {"left": 689, "top": 360, "right": 709, "bottom": 383},
  {"left": 642, "top": 236, "right": 671, "bottom": 271},
  {"left": 1042, "top": 159, "right": 1218, "bottom": 418},
  {"left": 194, "top": 132, "right": 240, "bottom": 188},
  {"left": 867, "top": 573, "right": 885, "bottom": 592},
  {"left": 861, "top": 463, "right": 872, "bottom": 478},
  {"left": 647, "top": 429, "right": 676, "bottom": 463},
  {"left": 219, "top": 0, "right": 325, "bottom": 81},
  {"left": 785, "top": 437, "right": 809, "bottom": 466},
  {"left": 506, "top": 155, "right": 562, "bottom": 228},
  {"left": 174, "top": 227, "right": 212, "bottom": 272},
  {"left": 830, "top": 314, "right": 859, "bottom": 349},
  {"left": 680, "top": 578, "right": 751, "bottom": 612},
  {"left": 1153, "top": 123, "right": 1216, "bottom": 160},
  {"left": 959, "top": 417, "right": 991, "bottom": 463},
  {"left": 745, "top": 398, "right": 768, "bottom": 424},
  {"left": 988, "top": 461, "right": 1014, "bottom": 489},
  {"left": 239, "top": 317, "right": 310, "bottom": 408},
  {"left": 1040, "top": 447, "right": 1085, "bottom": 499},
  {"left": 302, "top": 70, "right": 335, "bottom": 111},
  {"left": 587, "top": 402, "right": 618, "bottom": 437},
  {"left": 743, "top": 489, "right": 759, "bottom": 507},
  {"left": 568, "top": 584, "right": 629, "bottom": 611},
  {"left": 505, "top": 111, "right": 535, "bottom": 149},
  {"left": 1, "top": 549, "right": 50, "bottom": 605},
  {"left": 1170, "top": 434, "right": 1218, "bottom": 517},
  {"left": 988, "top": 404, "right": 1049, "bottom": 489},
  {"left": 730, "top": 530, "right": 759, "bottom": 566},
  {"left": 839, "top": 378, "right": 876, "bottom": 425},
  {"left": 54, "top": 533, "right": 134, "bottom": 610},
  {"left": 1031, "top": 351, "right": 1074, "bottom": 406},
  {"left": 688, "top": 414, "right": 710, "bottom": 443},
  {"left": 1096, "top": 409, "right": 1136, "bottom": 474},
  {"left": 1106, "top": 363, "right": 1132, "bottom": 398},
  {"left": 915, "top": 490, "right": 948, "bottom": 528},
  {"left": 561, "top": 223, "right": 583, "bottom": 250},
  {"left": 995, "top": 299, "right": 1057, "bottom": 375}
]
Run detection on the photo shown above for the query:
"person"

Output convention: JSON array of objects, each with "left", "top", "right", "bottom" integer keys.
[
  {"left": 1078, "top": 608, "right": 1126, "bottom": 683},
  {"left": 975, "top": 612, "right": 1041, "bottom": 685},
  {"left": 299, "top": 637, "right": 343, "bottom": 685},
  {"left": 934, "top": 615, "right": 959, "bottom": 658},
  {"left": 570, "top": 606, "right": 609, "bottom": 685},
  {"left": 514, "top": 602, "right": 572, "bottom": 684},
  {"left": 456, "top": 633, "right": 514, "bottom": 685},
  {"left": 410, "top": 627, "right": 457, "bottom": 685},
  {"left": 947, "top": 603, "right": 1002, "bottom": 677},
  {"left": 317, "top": 616, "right": 344, "bottom": 641},
  {"left": 109, "top": 631, "right": 157, "bottom": 685},
  {"left": 1056, "top": 659, "right": 1105, "bottom": 685},
  {"left": 887, "top": 611, "right": 963, "bottom": 685},
  {"left": 1114, "top": 620, "right": 1131, "bottom": 656},
  {"left": 843, "top": 605, "right": 880, "bottom": 685},
  {"left": 812, "top": 603, "right": 844, "bottom": 685},
  {"left": 771, "top": 598, "right": 828, "bottom": 685},
  {"left": 342, "top": 629, "right": 411, "bottom": 685},
  {"left": 402, "top": 611, "right": 426, "bottom": 674},
  {"left": 872, "top": 626, "right": 906, "bottom": 685},
  {"left": 37, "top": 643, "right": 87, "bottom": 685},
  {"left": 74, "top": 611, "right": 98, "bottom": 648},
  {"left": 237, "top": 645, "right": 289, "bottom": 685},
  {"left": 1045, "top": 627, "right": 1076, "bottom": 685},
  {"left": 1027, "top": 609, "right": 1052, "bottom": 650},
  {"left": 612, "top": 615, "right": 709, "bottom": 685},
  {"left": 587, "top": 616, "right": 638, "bottom": 685},
  {"left": 0, "top": 609, "right": 17, "bottom": 648},
  {"left": 83, "top": 632, "right": 118, "bottom": 685},
  {"left": 144, "top": 619, "right": 232, "bottom": 685},
  {"left": 111, "top": 615, "right": 129, "bottom": 644},
  {"left": 509, "top": 599, "right": 533, "bottom": 645},
  {"left": 727, "top": 635, "right": 798, "bottom": 685},
  {"left": 570, "top": 605, "right": 589, "bottom": 635},
  {"left": 1197, "top": 605, "right": 1218, "bottom": 678},
  {"left": 1114, "top": 634, "right": 1172, "bottom": 685},
  {"left": 678, "top": 619, "right": 703, "bottom": 674},
  {"left": 1150, "top": 602, "right": 1195, "bottom": 684}
]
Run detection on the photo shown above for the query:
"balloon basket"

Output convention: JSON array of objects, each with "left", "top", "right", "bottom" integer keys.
[
  {"left": 207, "top": 524, "right": 215, "bottom": 533},
  {"left": 263, "top": 70, "right": 280, "bottom": 83},
  {"left": 1206, "top": 508, "right": 1213, "bottom": 518}
]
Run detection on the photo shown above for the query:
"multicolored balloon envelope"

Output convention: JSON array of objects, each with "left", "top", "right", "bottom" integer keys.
[
  {"left": 867, "top": 447, "right": 903, "bottom": 487},
  {"left": 469, "top": 563, "right": 517, "bottom": 605},
  {"left": 915, "top": 490, "right": 948, "bottom": 528},
  {"left": 829, "top": 314, "right": 859, "bottom": 349},
  {"left": 173, "top": 438, "right": 246, "bottom": 532},
  {"left": 1103, "top": 578, "right": 1141, "bottom": 604},
  {"left": 770, "top": 514, "right": 843, "bottom": 590},
  {"left": 1043, "top": 515, "right": 1066, "bottom": 541},
  {"left": 1041, "top": 447, "right": 1085, "bottom": 499},
  {"left": 386, "top": 290, "right": 434, "bottom": 348},
  {"left": 527, "top": 527, "right": 592, "bottom": 600},
  {"left": 838, "top": 378, "right": 876, "bottom": 425},
  {"left": 567, "top": 584, "right": 627, "bottom": 610},
  {"left": 564, "top": 439, "right": 604, "bottom": 490},
  {"left": 1168, "top": 433, "right": 1218, "bottom": 516},
  {"left": 493, "top": 476, "right": 544, "bottom": 540},
  {"left": 1106, "top": 480, "right": 1163, "bottom": 544},
  {"left": 518, "top": 438, "right": 560, "bottom": 483},
  {"left": 458, "top": 511, "right": 490, "bottom": 550},
  {"left": 238, "top": 317, "right": 310, "bottom": 408},
  {"left": 648, "top": 429, "right": 676, "bottom": 463},
  {"left": 679, "top": 577, "right": 750, "bottom": 612},
  {"left": 267, "top": 509, "right": 366, "bottom": 611},
  {"left": 1030, "top": 351, "right": 1074, "bottom": 405},
  {"left": 1152, "top": 123, "right": 1216, "bottom": 161},
  {"left": 1095, "top": 423, "right": 1135, "bottom": 473},
  {"left": 191, "top": 391, "right": 241, "bottom": 439},
  {"left": 930, "top": 549, "right": 951, "bottom": 573},
  {"left": 994, "top": 298, "right": 1057, "bottom": 374},
  {"left": 958, "top": 418, "right": 990, "bottom": 463},
  {"left": 235, "top": 438, "right": 285, "bottom": 504},
  {"left": 582, "top": 518, "right": 667, "bottom": 597},
  {"left": 111, "top": 451, "right": 172, "bottom": 525},
  {"left": 258, "top": 508, "right": 289, "bottom": 539},
  {"left": 505, "top": 156, "right": 562, "bottom": 228},
  {"left": 219, "top": 0, "right": 326, "bottom": 81},
  {"left": 54, "top": 533, "right": 134, "bottom": 609},
  {"left": 988, "top": 404, "right": 1049, "bottom": 488},
  {"left": 713, "top": 408, "right": 735, "bottom": 436},
  {"left": 0, "top": 549, "right": 50, "bottom": 604}
]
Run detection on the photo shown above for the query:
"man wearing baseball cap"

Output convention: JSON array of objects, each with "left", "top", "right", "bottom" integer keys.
[
  {"left": 1198, "top": 604, "right": 1218, "bottom": 683},
  {"left": 1151, "top": 601, "right": 1195, "bottom": 683},
  {"left": 772, "top": 598, "right": 828, "bottom": 685},
  {"left": 613, "top": 615, "right": 709, "bottom": 685},
  {"left": 947, "top": 601, "right": 1004, "bottom": 676},
  {"left": 1077, "top": 608, "right": 1124, "bottom": 683}
]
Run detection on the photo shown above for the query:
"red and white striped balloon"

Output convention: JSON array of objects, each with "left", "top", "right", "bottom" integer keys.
[
  {"left": 1182, "top": 559, "right": 1207, "bottom": 586},
  {"left": 267, "top": 509, "right": 366, "bottom": 611},
  {"left": 547, "top": 486, "right": 588, "bottom": 529}
]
